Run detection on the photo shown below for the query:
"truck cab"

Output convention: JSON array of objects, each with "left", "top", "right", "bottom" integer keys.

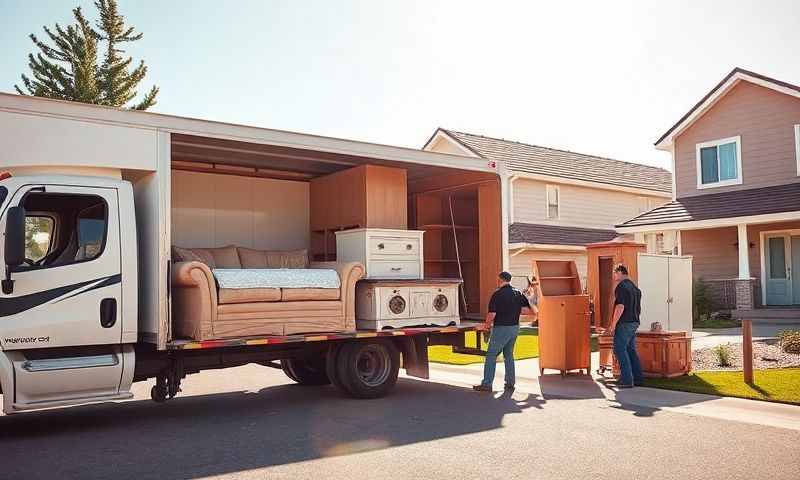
[{"left": 0, "top": 173, "right": 138, "bottom": 413}]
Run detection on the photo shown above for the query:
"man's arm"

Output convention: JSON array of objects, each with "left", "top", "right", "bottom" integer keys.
[
  {"left": 608, "top": 304, "right": 624, "bottom": 334},
  {"left": 484, "top": 312, "right": 497, "bottom": 329}
]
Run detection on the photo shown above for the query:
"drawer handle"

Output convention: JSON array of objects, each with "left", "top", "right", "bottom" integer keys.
[
  {"left": 406, "top": 244, "right": 412, "bottom": 250},
  {"left": 391, "top": 267, "right": 402, "bottom": 271},
  {"left": 378, "top": 243, "right": 385, "bottom": 250}
]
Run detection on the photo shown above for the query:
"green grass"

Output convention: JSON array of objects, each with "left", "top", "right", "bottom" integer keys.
[
  {"left": 644, "top": 368, "right": 800, "bottom": 405},
  {"left": 428, "top": 329, "right": 540, "bottom": 365},
  {"left": 693, "top": 316, "right": 741, "bottom": 329}
]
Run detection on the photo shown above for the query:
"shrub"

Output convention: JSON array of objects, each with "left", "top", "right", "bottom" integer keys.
[
  {"left": 712, "top": 344, "right": 732, "bottom": 367},
  {"left": 779, "top": 330, "right": 800, "bottom": 354},
  {"left": 693, "top": 278, "right": 715, "bottom": 322}
]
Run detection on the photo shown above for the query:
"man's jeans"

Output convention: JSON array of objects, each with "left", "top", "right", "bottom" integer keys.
[
  {"left": 613, "top": 322, "right": 644, "bottom": 386},
  {"left": 481, "top": 324, "right": 520, "bottom": 387}
]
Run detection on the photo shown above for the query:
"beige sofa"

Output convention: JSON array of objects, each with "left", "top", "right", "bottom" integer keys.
[{"left": 170, "top": 245, "right": 364, "bottom": 340}]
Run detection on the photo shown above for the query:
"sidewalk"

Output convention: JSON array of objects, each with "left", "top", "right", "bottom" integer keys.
[
  {"left": 692, "top": 322, "right": 799, "bottom": 350},
  {"left": 425, "top": 353, "right": 800, "bottom": 431}
]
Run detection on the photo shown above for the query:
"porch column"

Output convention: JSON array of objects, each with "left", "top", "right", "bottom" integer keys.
[{"left": 737, "top": 224, "right": 750, "bottom": 279}]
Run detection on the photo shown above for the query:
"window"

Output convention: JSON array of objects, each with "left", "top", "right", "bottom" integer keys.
[
  {"left": 25, "top": 216, "right": 54, "bottom": 262},
  {"left": 546, "top": 185, "right": 559, "bottom": 219},
  {"left": 695, "top": 136, "right": 742, "bottom": 188},
  {"left": 75, "top": 203, "right": 107, "bottom": 261},
  {"left": 637, "top": 196, "right": 659, "bottom": 214},
  {"left": 0, "top": 186, "right": 7, "bottom": 207},
  {"left": 795, "top": 124, "right": 800, "bottom": 176}
]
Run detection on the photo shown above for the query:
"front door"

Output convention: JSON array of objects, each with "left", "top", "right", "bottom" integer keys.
[
  {"left": 0, "top": 184, "right": 125, "bottom": 407},
  {"left": 765, "top": 234, "right": 800, "bottom": 306}
]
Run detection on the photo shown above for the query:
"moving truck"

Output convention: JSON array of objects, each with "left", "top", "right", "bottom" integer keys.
[{"left": 0, "top": 93, "right": 509, "bottom": 414}]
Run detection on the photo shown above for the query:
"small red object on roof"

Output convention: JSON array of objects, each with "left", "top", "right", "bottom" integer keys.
[{"left": 0, "top": 172, "right": 12, "bottom": 181}]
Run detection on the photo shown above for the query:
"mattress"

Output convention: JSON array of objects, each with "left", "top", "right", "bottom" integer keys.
[{"left": 213, "top": 268, "right": 341, "bottom": 290}]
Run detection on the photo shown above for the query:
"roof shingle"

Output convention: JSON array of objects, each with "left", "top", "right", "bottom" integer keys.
[
  {"left": 617, "top": 183, "right": 800, "bottom": 228},
  {"left": 509, "top": 223, "right": 618, "bottom": 246},
  {"left": 440, "top": 129, "right": 672, "bottom": 193}
]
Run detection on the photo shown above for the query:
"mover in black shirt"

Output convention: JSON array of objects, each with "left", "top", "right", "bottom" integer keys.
[
  {"left": 608, "top": 264, "right": 644, "bottom": 388},
  {"left": 473, "top": 271, "right": 537, "bottom": 392}
]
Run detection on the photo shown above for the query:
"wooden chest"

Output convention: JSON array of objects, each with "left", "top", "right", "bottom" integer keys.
[
  {"left": 598, "top": 331, "right": 691, "bottom": 378},
  {"left": 355, "top": 279, "right": 460, "bottom": 330}
]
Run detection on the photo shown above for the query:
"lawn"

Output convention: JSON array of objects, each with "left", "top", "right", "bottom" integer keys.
[
  {"left": 428, "top": 329, "right": 540, "bottom": 365},
  {"left": 693, "top": 316, "right": 741, "bottom": 329},
  {"left": 644, "top": 368, "right": 800, "bottom": 405}
]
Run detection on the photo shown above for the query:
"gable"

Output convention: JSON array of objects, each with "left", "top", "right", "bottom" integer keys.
[{"left": 424, "top": 132, "right": 479, "bottom": 157}]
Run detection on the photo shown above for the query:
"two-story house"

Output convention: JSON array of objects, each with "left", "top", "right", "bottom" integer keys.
[
  {"left": 617, "top": 68, "right": 800, "bottom": 314},
  {"left": 424, "top": 128, "right": 672, "bottom": 288}
]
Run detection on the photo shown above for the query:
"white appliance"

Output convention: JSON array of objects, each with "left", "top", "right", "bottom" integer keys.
[
  {"left": 637, "top": 254, "right": 693, "bottom": 335},
  {"left": 335, "top": 228, "right": 424, "bottom": 279},
  {"left": 355, "top": 280, "right": 460, "bottom": 330}
]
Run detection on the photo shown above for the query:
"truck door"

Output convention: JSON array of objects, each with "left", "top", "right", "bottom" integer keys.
[{"left": 0, "top": 184, "right": 126, "bottom": 407}]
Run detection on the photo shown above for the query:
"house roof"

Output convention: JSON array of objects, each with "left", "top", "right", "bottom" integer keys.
[
  {"left": 616, "top": 183, "right": 800, "bottom": 229},
  {"left": 655, "top": 68, "right": 800, "bottom": 149},
  {"left": 432, "top": 128, "right": 672, "bottom": 194},
  {"left": 509, "top": 222, "right": 618, "bottom": 246}
]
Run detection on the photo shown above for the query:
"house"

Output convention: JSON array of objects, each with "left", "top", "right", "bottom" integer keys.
[
  {"left": 423, "top": 128, "right": 672, "bottom": 287},
  {"left": 616, "top": 68, "right": 800, "bottom": 315}
]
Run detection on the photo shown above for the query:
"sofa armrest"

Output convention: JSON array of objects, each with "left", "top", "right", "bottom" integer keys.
[
  {"left": 171, "top": 261, "right": 218, "bottom": 340},
  {"left": 310, "top": 261, "right": 365, "bottom": 330}
]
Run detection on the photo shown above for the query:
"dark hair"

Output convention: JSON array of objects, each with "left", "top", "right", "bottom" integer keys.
[
  {"left": 614, "top": 264, "right": 629, "bottom": 275},
  {"left": 498, "top": 271, "right": 512, "bottom": 282}
]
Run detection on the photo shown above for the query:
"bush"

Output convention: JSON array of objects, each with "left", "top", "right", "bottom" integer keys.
[
  {"left": 779, "top": 330, "right": 800, "bottom": 354},
  {"left": 693, "top": 278, "right": 715, "bottom": 323},
  {"left": 712, "top": 344, "right": 732, "bottom": 367}
]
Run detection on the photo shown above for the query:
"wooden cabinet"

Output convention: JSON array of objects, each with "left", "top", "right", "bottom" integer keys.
[
  {"left": 586, "top": 240, "right": 646, "bottom": 331},
  {"left": 638, "top": 254, "right": 693, "bottom": 334},
  {"left": 599, "top": 331, "right": 691, "bottom": 378},
  {"left": 310, "top": 165, "right": 407, "bottom": 261},
  {"left": 533, "top": 260, "right": 591, "bottom": 376},
  {"left": 335, "top": 228, "right": 424, "bottom": 279}
]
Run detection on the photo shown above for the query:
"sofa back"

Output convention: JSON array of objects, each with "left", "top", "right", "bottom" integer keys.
[{"left": 172, "top": 245, "right": 308, "bottom": 269}]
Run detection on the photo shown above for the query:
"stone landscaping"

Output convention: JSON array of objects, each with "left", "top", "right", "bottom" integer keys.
[{"left": 693, "top": 341, "right": 800, "bottom": 371}]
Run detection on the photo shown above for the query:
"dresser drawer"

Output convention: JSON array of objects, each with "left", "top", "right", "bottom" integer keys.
[
  {"left": 368, "top": 260, "right": 421, "bottom": 279},
  {"left": 369, "top": 237, "right": 420, "bottom": 257}
]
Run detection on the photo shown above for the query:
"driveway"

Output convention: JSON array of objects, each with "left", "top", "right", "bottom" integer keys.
[
  {"left": 1, "top": 362, "right": 798, "bottom": 480},
  {"left": 692, "top": 322, "right": 799, "bottom": 350}
]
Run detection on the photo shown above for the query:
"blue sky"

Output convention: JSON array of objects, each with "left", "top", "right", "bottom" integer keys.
[{"left": 2, "top": 1, "right": 799, "bottom": 169}]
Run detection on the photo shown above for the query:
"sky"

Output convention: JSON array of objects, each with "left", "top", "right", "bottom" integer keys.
[{"left": 1, "top": 1, "right": 799, "bottom": 171}]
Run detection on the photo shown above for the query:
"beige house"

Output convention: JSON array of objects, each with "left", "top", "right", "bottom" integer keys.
[
  {"left": 617, "top": 68, "right": 800, "bottom": 318},
  {"left": 424, "top": 128, "right": 672, "bottom": 287}
]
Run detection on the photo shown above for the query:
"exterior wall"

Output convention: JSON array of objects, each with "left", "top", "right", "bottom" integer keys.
[
  {"left": 427, "top": 136, "right": 475, "bottom": 156},
  {"left": 171, "top": 170, "right": 310, "bottom": 250},
  {"left": 509, "top": 249, "right": 588, "bottom": 292},
  {"left": 512, "top": 178, "right": 666, "bottom": 230},
  {"left": 680, "top": 227, "right": 739, "bottom": 280},
  {"left": 674, "top": 81, "right": 800, "bottom": 198}
]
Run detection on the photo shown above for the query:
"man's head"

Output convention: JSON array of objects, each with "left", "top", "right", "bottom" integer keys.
[
  {"left": 613, "top": 263, "right": 629, "bottom": 282},
  {"left": 498, "top": 271, "right": 512, "bottom": 286}
]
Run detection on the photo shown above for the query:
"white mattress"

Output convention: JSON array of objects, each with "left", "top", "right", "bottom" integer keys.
[{"left": 213, "top": 268, "right": 341, "bottom": 289}]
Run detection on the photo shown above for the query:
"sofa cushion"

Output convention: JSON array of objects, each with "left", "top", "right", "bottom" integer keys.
[
  {"left": 281, "top": 288, "right": 340, "bottom": 301},
  {"left": 173, "top": 245, "right": 217, "bottom": 268},
  {"left": 218, "top": 287, "right": 282, "bottom": 304},
  {"left": 238, "top": 247, "right": 308, "bottom": 269},
  {"left": 206, "top": 245, "right": 242, "bottom": 268}
]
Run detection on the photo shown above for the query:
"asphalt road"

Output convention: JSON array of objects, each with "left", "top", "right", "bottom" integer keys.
[{"left": 1, "top": 364, "right": 798, "bottom": 480}]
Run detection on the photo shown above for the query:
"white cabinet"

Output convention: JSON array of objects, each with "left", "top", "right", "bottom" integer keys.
[
  {"left": 336, "top": 228, "right": 424, "bottom": 279},
  {"left": 355, "top": 280, "right": 460, "bottom": 330},
  {"left": 638, "top": 254, "right": 693, "bottom": 335}
]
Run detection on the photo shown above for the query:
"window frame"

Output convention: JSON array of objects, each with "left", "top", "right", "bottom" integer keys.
[
  {"left": 794, "top": 124, "right": 800, "bottom": 177},
  {"left": 695, "top": 135, "right": 743, "bottom": 189},
  {"left": 545, "top": 184, "right": 560, "bottom": 220}
]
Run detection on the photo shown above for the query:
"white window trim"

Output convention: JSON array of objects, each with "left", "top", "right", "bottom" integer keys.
[
  {"left": 695, "top": 135, "right": 743, "bottom": 189},
  {"left": 545, "top": 184, "right": 560, "bottom": 219},
  {"left": 794, "top": 124, "right": 800, "bottom": 176}
]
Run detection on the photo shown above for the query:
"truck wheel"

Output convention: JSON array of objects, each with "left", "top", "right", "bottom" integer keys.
[
  {"left": 336, "top": 340, "right": 400, "bottom": 399},
  {"left": 281, "top": 356, "right": 331, "bottom": 386},
  {"left": 326, "top": 343, "right": 347, "bottom": 392}
]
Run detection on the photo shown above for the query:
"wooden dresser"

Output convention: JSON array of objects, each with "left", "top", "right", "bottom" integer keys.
[{"left": 335, "top": 228, "right": 424, "bottom": 279}]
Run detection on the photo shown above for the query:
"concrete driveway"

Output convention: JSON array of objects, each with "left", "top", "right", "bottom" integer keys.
[{"left": 1, "top": 362, "right": 798, "bottom": 480}]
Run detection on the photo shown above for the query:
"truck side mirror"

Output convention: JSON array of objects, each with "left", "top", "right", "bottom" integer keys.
[{"left": 3, "top": 206, "right": 25, "bottom": 294}]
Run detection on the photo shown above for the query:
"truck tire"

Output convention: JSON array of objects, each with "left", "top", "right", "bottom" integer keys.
[
  {"left": 335, "top": 340, "right": 400, "bottom": 399},
  {"left": 326, "top": 343, "right": 347, "bottom": 392},
  {"left": 281, "top": 356, "right": 330, "bottom": 386}
]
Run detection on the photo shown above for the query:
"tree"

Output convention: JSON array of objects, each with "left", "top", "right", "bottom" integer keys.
[{"left": 15, "top": 0, "right": 159, "bottom": 110}]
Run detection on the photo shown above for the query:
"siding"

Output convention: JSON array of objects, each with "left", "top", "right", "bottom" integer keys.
[
  {"left": 674, "top": 81, "right": 800, "bottom": 198},
  {"left": 509, "top": 250, "right": 588, "bottom": 292},
  {"left": 512, "top": 178, "right": 666, "bottom": 230},
  {"left": 681, "top": 227, "right": 739, "bottom": 280}
]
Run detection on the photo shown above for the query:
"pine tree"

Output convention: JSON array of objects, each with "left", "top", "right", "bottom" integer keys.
[{"left": 15, "top": 0, "right": 159, "bottom": 110}]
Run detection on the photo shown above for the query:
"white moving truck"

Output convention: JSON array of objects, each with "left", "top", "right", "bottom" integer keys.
[{"left": 0, "top": 93, "right": 509, "bottom": 414}]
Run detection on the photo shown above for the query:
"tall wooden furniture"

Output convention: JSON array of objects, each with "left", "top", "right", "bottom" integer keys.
[
  {"left": 638, "top": 254, "right": 693, "bottom": 334},
  {"left": 310, "top": 165, "right": 407, "bottom": 262},
  {"left": 533, "top": 260, "right": 591, "bottom": 376},
  {"left": 336, "top": 228, "right": 424, "bottom": 279},
  {"left": 586, "top": 240, "right": 646, "bottom": 331}
]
